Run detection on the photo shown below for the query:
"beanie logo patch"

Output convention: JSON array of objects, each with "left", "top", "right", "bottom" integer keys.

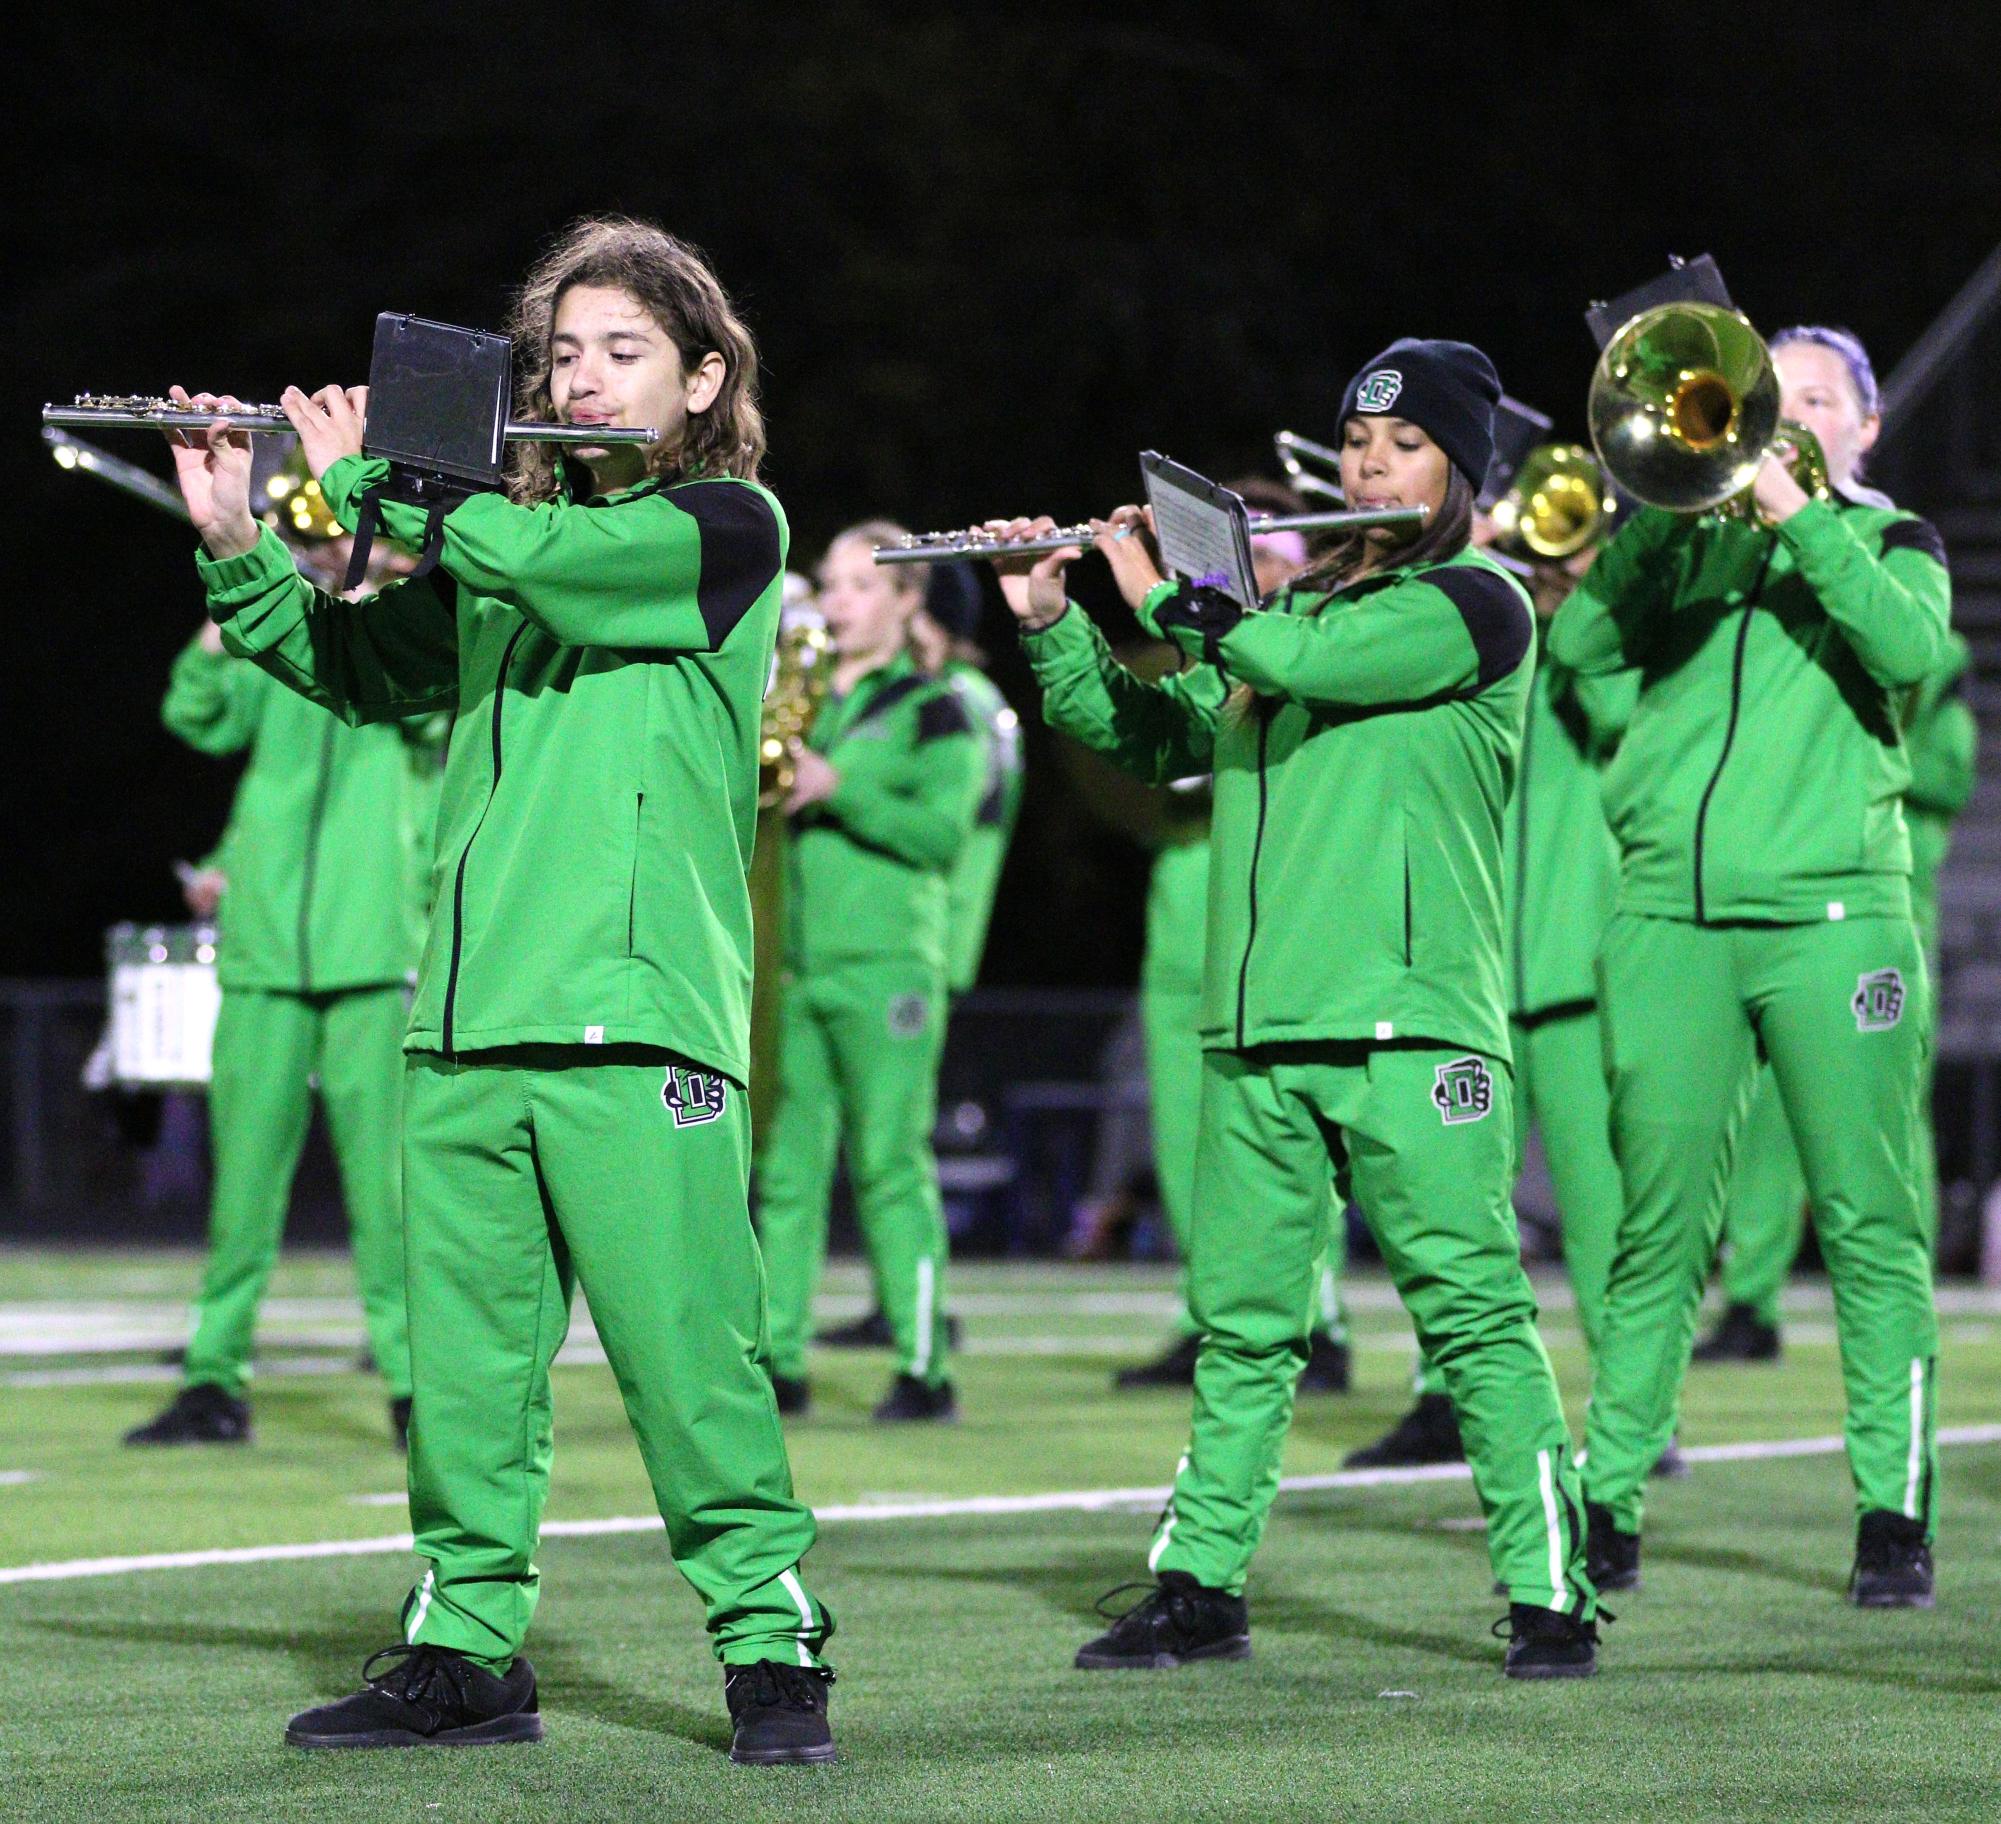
[{"left": 1356, "top": 369, "right": 1404, "bottom": 413}]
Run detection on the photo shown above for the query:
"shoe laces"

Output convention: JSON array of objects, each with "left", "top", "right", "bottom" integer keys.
[
  {"left": 362, "top": 1644, "right": 476, "bottom": 1720},
  {"left": 730, "top": 1660, "right": 833, "bottom": 1711},
  {"left": 1490, "top": 1606, "right": 1605, "bottom": 1644},
  {"left": 1094, "top": 1579, "right": 1213, "bottom": 1639}
]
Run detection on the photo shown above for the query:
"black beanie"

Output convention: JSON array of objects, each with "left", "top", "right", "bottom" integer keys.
[
  {"left": 923, "top": 563, "right": 984, "bottom": 642},
  {"left": 1337, "top": 338, "right": 1501, "bottom": 489}
]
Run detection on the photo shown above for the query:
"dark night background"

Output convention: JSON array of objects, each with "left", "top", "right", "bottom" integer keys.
[{"left": 7, "top": 2, "right": 1997, "bottom": 990}]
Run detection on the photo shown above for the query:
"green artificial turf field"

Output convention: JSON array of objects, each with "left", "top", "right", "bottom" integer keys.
[{"left": 4, "top": 1250, "right": 1999, "bottom": 1822}]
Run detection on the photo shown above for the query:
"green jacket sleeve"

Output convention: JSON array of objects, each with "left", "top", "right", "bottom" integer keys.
[
  {"left": 1905, "top": 691, "right": 1978, "bottom": 820},
  {"left": 820, "top": 692, "right": 986, "bottom": 871},
  {"left": 198, "top": 525, "right": 461, "bottom": 726},
  {"left": 1176, "top": 566, "right": 1532, "bottom": 710},
  {"left": 1775, "top": 501, "right": 1950, "bottom": 688},
  {"left": 1546, "top": 508, "right": 1691, "bottom": 675},
  {"left": 1020, "top": 604, "right": 1222, "bottom": 786},
  {"left": 160, "top": 633, "right": 266, "bottom": 756},
  {"left": 320, "top": 457, "right": 783, "bottom": 655},
  {"left": 1571, "top": 666, "right": 1640, "bottom": 759}
]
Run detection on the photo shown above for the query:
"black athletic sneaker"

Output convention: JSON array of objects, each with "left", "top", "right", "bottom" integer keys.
[
  {"left": 1114, "top": 1334, "right": 1202, "bottom": 1389},
  {"left": 724, "top": 1660, "right": 836, "bottom": 1765},
  {"left": 1495, "top": 1604, "right": 1599, "bottom": 1679},
  {"left": 872, "top": 1373, "right": 957, "bottom": 1423},
  {"left": 771, "top": 1374, "right": 810, "bottom": 1417},
  {"left": 1075, "top": 1572, "right": 1252, "bottom": 1669},
  {"left": 285, "top": 1645, "right": 543, "bottom": 1749},
  {"left": 1342, "top": 1392, "right": 1462, "bottom": 1468},
  {"left": 1298, "top": 1334, "right": 1352, "bottom": 1395},
  {"left": 390, "top": 1397, "right": 412, "bottom": 1452},
  {"left": 1849, "top": 1510, "right": 1935, "bottom": 1609},
  {"left": 1691, "top": 1301, "right": 1781, "bottom": 1363},
  {"left": 1650, "top": 1436, "right": 1690, "bottom": 1480},
  {"left": 1585, "top": 1501, "right": 1641, "bottom": 1592},
  {"left": 816, "top": 1308, "right": 963, "bottom": 1350},
  {"left": 123, "top": 1383, "right": 251, "bottom": 1447}
]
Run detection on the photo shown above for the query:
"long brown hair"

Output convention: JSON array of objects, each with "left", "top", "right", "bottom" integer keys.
[
  {"left": 505, "top": 215, "right": 765, "bottom": 504},
  {"left": 1288, "top": 462, "right": 1478, "bottom": 598}
]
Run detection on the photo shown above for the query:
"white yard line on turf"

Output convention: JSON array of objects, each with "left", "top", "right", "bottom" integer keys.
[{"left": 5, "top": 1425, "right": 1999, "bottom": 1588}]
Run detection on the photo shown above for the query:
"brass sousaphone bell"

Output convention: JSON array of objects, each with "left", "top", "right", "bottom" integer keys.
[{"left": 1587, "top": 302, "right": 1828, "bottom": 518}]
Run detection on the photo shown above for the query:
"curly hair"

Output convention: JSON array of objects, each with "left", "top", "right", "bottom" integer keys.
[{"left": 505, "top": 215, "right": 765, "bottom": 503}]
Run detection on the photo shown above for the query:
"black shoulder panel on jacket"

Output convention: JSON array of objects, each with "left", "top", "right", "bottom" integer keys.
[
  {"left": 1428, "top": 565, "right": 1532, "bottom": 690},
  {"left": 663, "top": 482, "right": 783, "bottom": 649},
  {"left": 916, "top": 691, "right": 974, "bottom": 742},
  {"left": 847, "top": 673, "right": 929, "bottom": 734},
  {"left": 1880, "top": 516, "right": 1949, "bottom": 569}
]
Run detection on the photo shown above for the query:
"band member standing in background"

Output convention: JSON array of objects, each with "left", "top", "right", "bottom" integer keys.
[
  {"left": 124, "top": 497, "right": 436, "bottom": 1452},
  {"left": 169, "top": 216, "right": 839, "bottom": 1764},
  {"left": 1348, "top": 486, "right": 1641, "bottom": 1469},
  {"left": 1116, "top": 477, "right": 1352, "bottom": 1396},
  {"left": 1553, "top": 323, "right": 1952, "bottom": 1609},
  {"left": 756, "top": 524, "right": 986, "bottom": 1422},
  {"left": 993, "top": 340, "right": 1602, "bottom": 1678}
]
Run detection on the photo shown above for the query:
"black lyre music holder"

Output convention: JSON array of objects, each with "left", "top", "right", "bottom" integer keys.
[
  {"left": 1585, "top": 254, "right": 1734, "bottom": 352},
  {"left": 1479, "top": 395, "right": 1556, "bottom": 511},
  {"left": 342, "top": 313, "right": 514, "bottom": 590}
]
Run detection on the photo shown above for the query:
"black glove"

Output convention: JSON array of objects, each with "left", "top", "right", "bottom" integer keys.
[{"left": 1151, "top": 584, "right": 1245, "bottom": 667}]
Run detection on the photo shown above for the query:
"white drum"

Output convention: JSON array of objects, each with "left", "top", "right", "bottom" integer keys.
[{"left": 107, "top": 923, "right": 220, "bottom": 1088}]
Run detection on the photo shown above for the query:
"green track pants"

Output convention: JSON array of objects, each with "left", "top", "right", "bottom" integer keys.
[
  {"left": 1584, "top": 913, "right": 1938, "bottom": 1535},
  {"left": 1416, "top": 1005, "right": 1624, "bottom": 1396},
  {"left": 184, "top": 985, "right": 410, "bottom": 1400},
  {"left": 1151, "top": 1042, "right": 1595, "bottom": 1616},
  {"left": 757, "top": 958, "right": 951, "bottom": 1387},
  {"left": 398, "top": 1049, "right": 830, "bottom": 1670},
  {"left": 1715, "top": 1068, "right": 1809, "bottom": 1326},
  {"left": 1143, "top": 985, "right": 1347, "bottom": 1343}
]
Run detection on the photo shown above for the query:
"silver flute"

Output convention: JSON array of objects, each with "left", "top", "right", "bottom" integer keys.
[
  {"left": 41, "top": 395, "right": 658, "bottom": 444},
  {"left": 875, "top": 503, "right": 1429, "bottom": 565}
]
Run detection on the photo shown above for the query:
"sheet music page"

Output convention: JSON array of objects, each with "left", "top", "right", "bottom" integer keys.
[{"left": 1141, "top": 454, "right": 1259, "bottom": 608}]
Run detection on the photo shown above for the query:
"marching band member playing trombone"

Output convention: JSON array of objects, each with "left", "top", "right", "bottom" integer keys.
[{"left": 989, "top": 340, "right": 1602, "bottom": 1679}]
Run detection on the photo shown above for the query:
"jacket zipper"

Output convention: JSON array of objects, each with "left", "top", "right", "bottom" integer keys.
[
  {"left": 1690, "top": 540, "right": 1777, "bottom": 924},
  {"left": 298, "top": 719, "right": 337, "bottom": 994},
  {"left": 441, "top": 623, "right": 530, "bottom": 1058},
  {"left": 1235, "top": 704, "right": 1272, "bottom": 1049},
  {"left": 1511, "top": 682, "right": 1534, "bottom": 1007}
]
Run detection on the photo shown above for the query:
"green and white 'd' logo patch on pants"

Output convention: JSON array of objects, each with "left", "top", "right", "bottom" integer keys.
[
  {"left": 663, "top": 1064, "right": 728, "bottom": 1127},
  {"left": 887, "top": 993, "right": 930, "bottom": 1039},
  {"left": 1431, "top": 1055, "right": 1493, "bottom": 1125},
  {"left": 1851, "top": 969, "right": 1906, "bottom": 1033}
]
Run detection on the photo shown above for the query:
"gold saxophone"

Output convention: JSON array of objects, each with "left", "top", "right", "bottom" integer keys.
[{"left": 758, "top": 616, "right": 833, "bottom": 808}]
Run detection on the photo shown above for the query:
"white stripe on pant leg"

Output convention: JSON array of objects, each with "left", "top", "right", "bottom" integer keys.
[
  {"left": 405, "top": 1566, "right": 436, "bottom": 1642},
  {"left": 911, "top": 1257, "right": 936, "bottom": 1380},
  {"left": 1904, "top": 1357, "right": 1926, "bottom": 1520},
  {"left": 1536, "top": 1449, "right": 1566, "bottom": 1613},
  {"left": 1146, "top": 1452, "right": 1189, "bottom": 1573},
  {"left": 779, "top": 1567, "right": 816, "bottom": 1668}
]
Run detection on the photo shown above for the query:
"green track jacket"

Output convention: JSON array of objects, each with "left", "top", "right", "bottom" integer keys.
[
  {"left": 1502, "top": 659, "right": 1637, "bottom": 1019},
  {"left": 199, "top": 454, "right": 786, "bottom": 1084},
  {"left": 1547, "top": 496, "right": 1951, "bottom": 924},
  {"left": 162, "top": 637, "right": 434, "bottom": 994},
  {"left": 1024, "top": 547, "right": 1535, "bottom": 1061},
  {"left": 786, "top": 651, "right": 984, "bottom": 977},
  {"left": 941, "top": 661, "right": 1025, "bottom": 994}
]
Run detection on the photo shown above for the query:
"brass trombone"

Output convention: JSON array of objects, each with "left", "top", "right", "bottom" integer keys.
[
  {"left": 1587, "top": 303, "right": 1829, "bottom": 517},
  {"left": 1272, "top": 429, "right": 1346, "bottom": 503}
]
